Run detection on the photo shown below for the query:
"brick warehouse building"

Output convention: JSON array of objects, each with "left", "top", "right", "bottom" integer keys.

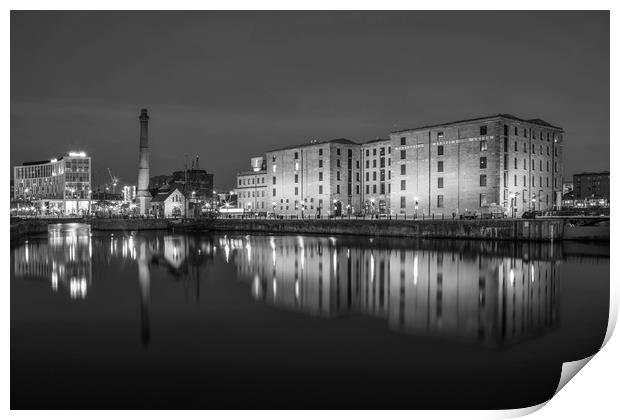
[
  {"left": 234, "top": 114, "right": 564, "bottom": 218},
  {"left": 266, "top": 139, "right": 363, "bottom": 217},
  {"left": 391, "top": 114, "right": 564, "bottom": 217}
]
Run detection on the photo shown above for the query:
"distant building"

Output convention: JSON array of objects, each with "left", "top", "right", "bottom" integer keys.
[
  {"left": 562, "top": 181, "right": 574, "bottom": 195},
  {"left": 573, "top": 171, "right": 610, "bottom": 205},
  {"left": 150, "top": 188, "right": 186, "bottom": 218},
  {"left": 13, "top": 151, "right": 92, "bottom": 215},
  {"left": 169, "top": 169, "right": 214, "bottom": 201},
  {"left": 235, "top": 157, "right": 267, "bottom": 213},
  {"left": 122, "top": 185, "right": 136, "bottom": 203}
]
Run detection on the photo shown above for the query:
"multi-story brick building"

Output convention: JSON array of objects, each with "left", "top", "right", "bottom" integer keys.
[
  {"left": 13, "top": 151, "right": 92, "bottom": 215},
  {"left": 360, "top": 138, "right": 392, "bottom": 215},
  {"left": 234, "top": 114, "right": 564, "bottom": 217},
  {"left": 573, "top": 171, "right": 610, "bottom": 205},
  {"left": 390, "top": 114, "right": 564, "bottom": 217},
  {"left": 266, "top": 139, "right": 363, "bottom": 217},
  {"left": 235, "top": 157, "right": 268, "bottom": 213}
]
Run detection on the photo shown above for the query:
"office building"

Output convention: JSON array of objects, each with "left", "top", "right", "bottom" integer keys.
[{"left": 13, "top": 151, "right": 92, "bottom": 215}]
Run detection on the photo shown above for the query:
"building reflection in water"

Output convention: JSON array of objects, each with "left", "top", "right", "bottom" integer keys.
[
  {"left": 13, "top": 224, "right": 564, "bottom": 349},
  {"left": 13, "top": 224, "right": 215, "bottom": 348},
  {"left": 227, "top": 235, "right": 561, "bottom": 348},
  {"left": 13, "top": 223, "right": 92, "bottom": 299}
]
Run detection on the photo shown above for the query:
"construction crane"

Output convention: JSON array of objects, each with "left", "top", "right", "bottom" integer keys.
[{"left": 107, "top": 168, "right": 119, "bottom": 194}]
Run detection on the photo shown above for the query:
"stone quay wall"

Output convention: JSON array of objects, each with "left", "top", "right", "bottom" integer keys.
[{"left": 202, "top": 218, "right": 565, "bottom": 242}]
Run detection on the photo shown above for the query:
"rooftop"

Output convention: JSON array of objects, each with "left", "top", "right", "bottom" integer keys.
[
  {"left": 391, "top": 113, "right": 563, "bottom": 134},
  {"left": 362, "top": 138, "right": 390, "bottom": 145},
  {"left": 151, "top": 188, "right": 184, "bottom": 203},
  {"left": 574, "top": 171, "right": 610, "bottom": 177},
  {"left": 266, "top": 138, "right": 358, "bottom": 153}
]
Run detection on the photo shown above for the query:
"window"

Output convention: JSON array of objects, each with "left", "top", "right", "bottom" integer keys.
[
  {"left": 539, "top": 160, "right": 542, "bottom": 171},
  {"left": 400, "top": 164, "right": 406, "bottom": 175},
  {"left": 318, "top": 159, "right": 323, "bottom": 168},
  {"left": 523, "top": 175, "right": 526, "bottom": 186},
  {"left": 514, "top": 141, "right": 518, "bottom": 152},
  {"left": 400, "top": 196, "right": 406, "bottom": 208},
  {"left": 366, "top": 185, "right": 369, "bottom": 194},
  {"left": 337, "top": 172, "right": 341, "bottom": 181},
  {"left": 400, "top": 137, "right": 406, "bottom": 145},
  {"left": 373, "top": 185, "right": 377, "bottom": 193},
  {"left": 546, "top": 161, "right": 549, "bottom": 172},
  {"left": 480, "top": 125, "right": 487, "bottom": 135},
  {"left": 272, "top": 165, "right": 276, "bottom": 173},
  {"left": 438, "top": 145, "right": 444, "bottom": 155},
  {"left": 547, "top": 146, "right": 549, "bottom": 155},
  {"left": 365, "top": 172, "right": 369, "bottom": 182},
  {"left": 319, "top": 185, "right": 323, "bottom": 194},
  {"left": 337, "top": 148, "right": 341, "bottom": 155},
  {"left": 504, "top": 124, "right": 508, "bottom": 136},
  {"left": 272, "top": 188, "right": 276, "bottom": 196},
  {"left": 514, "top": 126, "right": 518, "bottom": 136},
  {"left": 438, "top": 177, "right": 444, "bottom": 188},
  {"left": 480, "top": 157, "right": 487, "bottom": 169},
  {"left": 540, "top": 145, "right": 543, "bottom": 154},
  {"left": 480, "top": 140, "right": 488, "bottom": 151},
  {"left": 319, "top": 148, "right": 323, "bottom": 156},
  {"left": 514, "top": 174, "right": 517, "bottom": 186},
  {"left": 437, "top": 131, "right": 444, "bottom": 140},
  {"left": 523, "top": 128, "right": 527, "bottom": 137},
  {"left": 480, "top": 194, "right": 487, "bottom": 207},
  {"left": 272, "top": 176, "right": 276, "bottom": 185},
  {"left": 318, "top": 172, "right": 323, "bottom": 181},
  {"left": 294, "top": 174, "right": 299, "bottom": 183},
  {"left": 373, "top": 159, "right": 377, "bottom": 168},
  {"left": 400, "top": 150, "right": 406, "bottom": 160},
  {"left": 294, "top": 152, "right": 299, "bottom": 159},
  {"left": 400, "top": 180, "right": 406, "bottom": 190},
  {"left": 480, "top": 174, "right": 487, "bottom": 187},
  {"left": 532, "top": 144, "right": 535, "bottom": 154},
  {"left": 336, "top": 185, "right": 340, "bottom": 194},
  {"left": 373, "top": 172, "right": 377, "bottom": 181},
  {"left": 514, "top": 157, "right": 518, "bottom": 169},
  {"left": 348, "top": 149, "right": 352, "bottom": 158},
  {"left": 337, "top": 159, "right": 341, "bottom": 167},
  {"left": 437, "top": 195, "right": 444, "bottom": 208},
  {"left": 294, "top": 187, "right": 298, "bottom": 195},
  {"left": 437, "top": 161, "right": 444, "bottom": 172},
  {"left": 272, "top": 156, "right": 276, "bottom": 162}
]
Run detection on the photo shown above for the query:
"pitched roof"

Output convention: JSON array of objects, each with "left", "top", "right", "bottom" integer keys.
[
  {"left": 266, "top": 138, "right": 358, "bottom": 153},
  {"left": 391, "top": 114, "right": 563, "bottom": 134},
  {"left": 151, "top": 188, "right": 184, "bottom": 203}
]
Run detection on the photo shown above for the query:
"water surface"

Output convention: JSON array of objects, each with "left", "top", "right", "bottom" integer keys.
[{"left": 11, "top": 223, "right": 609, "bottom": 409}]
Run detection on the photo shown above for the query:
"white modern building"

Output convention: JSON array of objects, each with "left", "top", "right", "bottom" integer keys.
[{"left": 13, "top": 151, "right": 92, "bottom": 215}]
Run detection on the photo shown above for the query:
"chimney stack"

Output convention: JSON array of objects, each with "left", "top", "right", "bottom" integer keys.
[{"left": 136, "top": 108, "right": 152, "bottom": 214}]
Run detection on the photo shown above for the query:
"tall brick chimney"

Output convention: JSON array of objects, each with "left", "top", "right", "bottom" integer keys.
[{"left": 136, "top": 108, "right": 151, "bottom": 215}]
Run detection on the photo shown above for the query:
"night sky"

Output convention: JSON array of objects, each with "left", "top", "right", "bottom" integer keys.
[{"left": 11, "top": 11, "right": 609, "bottom": 190}]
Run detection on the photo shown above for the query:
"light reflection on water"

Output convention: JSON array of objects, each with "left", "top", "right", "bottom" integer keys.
[
  {"left": 12, "top": 223, "right": 582, "bottom": 348},
  {"left": 10, "top": 223, "right": 610, "bottom": 409}
]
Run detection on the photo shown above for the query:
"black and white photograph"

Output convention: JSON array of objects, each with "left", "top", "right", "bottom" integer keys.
[{"left": 7, "top": 5, "right": 615, "bottom": 415}]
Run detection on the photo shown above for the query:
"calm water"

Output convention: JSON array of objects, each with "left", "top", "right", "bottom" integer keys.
[{"left": 11, "top": 223, "right": 609, "bottom": 409}]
